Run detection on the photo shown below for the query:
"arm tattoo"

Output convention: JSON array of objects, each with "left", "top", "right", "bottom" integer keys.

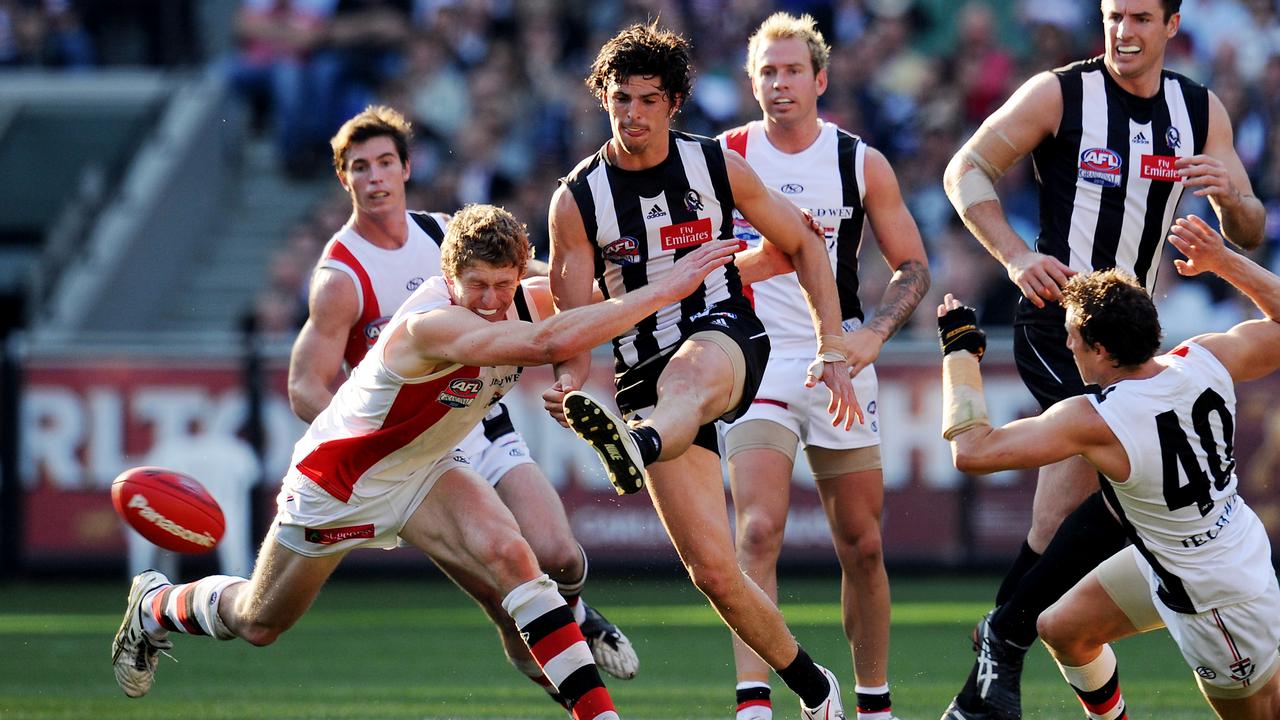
[{"left": 865, "top": 259, "right": 931, "bottom": 341}]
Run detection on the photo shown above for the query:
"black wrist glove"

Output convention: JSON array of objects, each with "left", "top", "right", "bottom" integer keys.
[{"left": 938, "top": 305, "right": 986, "bottom": 361}]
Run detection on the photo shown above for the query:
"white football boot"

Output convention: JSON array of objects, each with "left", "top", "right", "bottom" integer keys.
[
  {"left": 801, "top": 665, "right": 847, "bottom": 720},
  {"left": 111, "top": 570, "right": 174, "bottom": 698}
]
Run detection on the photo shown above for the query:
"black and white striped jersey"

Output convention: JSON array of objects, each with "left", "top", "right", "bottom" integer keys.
[
  {"left": 1020, "top": 57, "right": 1209, "bottom": 325},
  {"left": 562, "top": 130, "right": 743, "bottom": 371}
]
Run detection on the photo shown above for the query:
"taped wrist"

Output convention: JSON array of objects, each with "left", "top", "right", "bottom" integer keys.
[
  {"left": 817, "top": 333, "right": 848, "bottom": 363},
  {"left": 942, "top": 352, "right": 990, "bottom": 440}
]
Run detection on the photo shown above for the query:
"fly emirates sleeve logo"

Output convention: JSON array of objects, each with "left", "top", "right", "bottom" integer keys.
[
  {"left": 1140, "top": 154, "right": 1182, "bottom": 182},
  {"left": 659, "top": 217, "right": 713, "bottom": 251}
]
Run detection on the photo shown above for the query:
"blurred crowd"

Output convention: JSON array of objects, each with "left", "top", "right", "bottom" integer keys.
[{"left": 8, "top": 0, "right": 1280, "bottom": 344}]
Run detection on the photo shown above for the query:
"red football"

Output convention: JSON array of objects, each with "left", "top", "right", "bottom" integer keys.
[{"left": 111, "top": 466, "right": 225, "bottom": 554}]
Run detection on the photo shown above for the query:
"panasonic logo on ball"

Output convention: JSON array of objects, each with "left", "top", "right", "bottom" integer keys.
[{"left": 127, "top": 493, "right": 217, "bottom": 547}]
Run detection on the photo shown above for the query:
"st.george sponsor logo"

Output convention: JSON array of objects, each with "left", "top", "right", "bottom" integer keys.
[
  {"left": 660, "top": 217, "right": 713, "bottom": 251},
  {"left": 438, "top": 377, "right": 484, "bottom": 408},
  {"left": 1079, "top": 147, "right": 1123, "bottom": 187},
  {"left": 127, "top": 494, "right": 217, "bottom": 548},
  {"left": 304, "top": 523, "right": 375, "bottom": 545},
  {"left": 363, "top": 316, "right": 390, "bottom": 344},
  {"left": 603, "top": 236, "right": 640, "bottom": 265},
  {"left": 1140, "top": 154, "right": 1181, "bottom": 182}
]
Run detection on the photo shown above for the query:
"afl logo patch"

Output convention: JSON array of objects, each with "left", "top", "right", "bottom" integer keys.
[
  {"left": 780, "top": 183, "right": 804, "bottom": 194},
  {"left": 1079, "top": 147, "right": 1122, "bottom": 187},
  {"left": 406, "top": 276, "right": 424, "bottom": 291},
  {"left": 364, "top": 317, "right": 389, "bottom": 344},
  {"left": 603, "top": 237, "right": 640, "bottom": 265},
  {"left": 438, "top": 377, "right": 484, "bottom": 408}
]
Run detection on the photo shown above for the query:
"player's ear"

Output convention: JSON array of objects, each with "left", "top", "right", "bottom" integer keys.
[
  {"left": 816, "top": 67, "right": 829, "bottom": 97},
  {"left": 669, "top": 93, "right": 684, "bottom": 116}
]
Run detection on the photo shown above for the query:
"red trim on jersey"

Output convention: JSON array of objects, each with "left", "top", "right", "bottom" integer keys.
[
  {"left": 572, "top": 686, "right": 616, "bottom": 720},
  {"left": 723, "top": 126, "right": 750, "bottom": 158},
  {"left": 529, "top": 623, "right": 586, "bottom": 665},
  {"left": 1168, "top": 345, "right": 1190, "bottom": 357},
  {"left": 325, "top": 242, "right": 383, "bottom": 367},
  {"left": 294, "top": 365, "right": 481, "bottom": 502}
]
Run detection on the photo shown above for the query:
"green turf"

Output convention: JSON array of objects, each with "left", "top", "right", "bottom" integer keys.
[{"left": 0, "top": 574, "right": 1210, "bottom": 719}]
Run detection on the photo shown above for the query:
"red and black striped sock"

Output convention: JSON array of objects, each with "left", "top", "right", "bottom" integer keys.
[
  {"left": 1058, "top": 645, "right": 1127, "bottom": 720},
  {"left": 504, "top": 575, "right": 615, "bottom": 720}
]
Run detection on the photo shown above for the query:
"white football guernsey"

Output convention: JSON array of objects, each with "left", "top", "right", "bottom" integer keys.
[
  {"left": 291, "top": 276, "right": 521, "bottom": 504},
  {"left": 316, "top": 211, "right": 449, "bottom": 368},
  {"left": 1089, "top": 341, "right": 1273, "bottom": 613},
  {"left": 720, "top": 120, "right": 867, "bottom": 359}
]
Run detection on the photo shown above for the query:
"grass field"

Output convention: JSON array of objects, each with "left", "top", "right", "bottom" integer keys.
[{"left": 0, "top": 573, "right": 1210, "bottom": 719}]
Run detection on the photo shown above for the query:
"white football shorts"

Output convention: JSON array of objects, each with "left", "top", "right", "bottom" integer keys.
[
  {"left": 455, "top": 425, "right": 536, "bottom": 487},
  {"left": 273, "top": 451, "right": 470, "bottom": 557},
  {"left": 730, "top": 355, "right": 880, "bottom": 450},
  {"left": 1099, "top": 545, "right": 1280, "bottom": 698}
]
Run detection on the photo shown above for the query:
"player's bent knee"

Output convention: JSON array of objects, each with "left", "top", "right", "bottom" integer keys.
[
  {"left": 482, "top": 533, "right": 541, "bottom": 588},
  {"left": 1036, "top": 605, "right": 1074, "bottom": 655},
  {"left": 534, "top": 542, "right": 583, "bottom": 580}
]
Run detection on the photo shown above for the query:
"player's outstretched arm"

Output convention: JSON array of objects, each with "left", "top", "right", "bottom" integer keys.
[
  {"left": 1170, "top": 214, "right": 1280, "bottom": 382},
  {"left": 944, "top": 72, "right": 1075, "bottom": 308},
  {"left": 406, "top": 238, "right": 740, "bottom": 372},
  {"left": 726, "top": 151, "right": 860, "bottom": 428},
  {"left": 937, "top": 294, "right": 1121, "bottom": 476},
  {"left": 288, "top": 268, "right": 360, "bottom": 423},
  {"left": 1176, "top": 92, "right": 1264, "bottom": 250},
  {"left": 848, "top": 147, "right": 930, "bottom": 377}
]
